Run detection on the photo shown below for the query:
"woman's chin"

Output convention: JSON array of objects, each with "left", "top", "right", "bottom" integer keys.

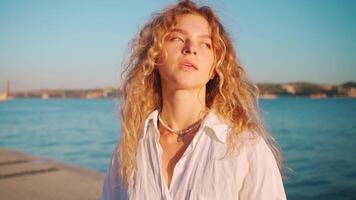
[
  {"left": 172, "top": 81, "right": 207, "bottom": 91},
  {"left": 161, "top": 76, "right": 208, "bottom": 90}
]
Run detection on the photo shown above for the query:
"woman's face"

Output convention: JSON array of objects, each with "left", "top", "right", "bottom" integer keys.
[{"left": 158, "top": 14, "right": 215, "bottom": 91}]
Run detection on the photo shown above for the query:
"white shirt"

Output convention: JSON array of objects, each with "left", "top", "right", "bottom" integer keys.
[{"left": 100, "top": 109, "right": 287, "bottom": 200}]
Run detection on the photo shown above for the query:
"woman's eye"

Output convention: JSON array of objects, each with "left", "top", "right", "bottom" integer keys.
[
  {"left": 203, "top": 43, "right": 212, "bottom": 49},
  {"left": 171, "top": 37, "right": 184, "bottom": 43}
]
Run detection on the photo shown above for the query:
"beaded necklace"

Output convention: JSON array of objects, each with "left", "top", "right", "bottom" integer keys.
[{"left": 158, "top": 112, "right": 207, "bottom": 142}]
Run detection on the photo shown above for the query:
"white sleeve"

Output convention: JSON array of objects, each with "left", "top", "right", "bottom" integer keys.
[
  {"left": 239, "top": 137, "right": 287, "bottom": 200},
  {"left": 100, "top": 148, "right": 128, "bottom": 200}
]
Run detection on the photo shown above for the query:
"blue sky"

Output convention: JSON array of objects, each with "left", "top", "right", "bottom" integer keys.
[{"left": 0, "top": 0, "right": 355, "bottom": 92}]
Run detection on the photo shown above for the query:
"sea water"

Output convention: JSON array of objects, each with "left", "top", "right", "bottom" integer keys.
[{"left": 0, "top": 98, "right": 355, "bottom": 199}]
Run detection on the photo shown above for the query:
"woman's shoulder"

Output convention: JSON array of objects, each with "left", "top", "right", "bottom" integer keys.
[
  {"left": 236, "top": 131, "right": 286, "bottom": 199},
  {"left": 237, "top": 130, "right": 280, "bottom": 176},
  {"left": 204, "top": 110, "right": 261, "bottom": 147},
  {"left": 221, "top": 126, "right": 276, "bottom": 163},
  {"left": 237, "top": 129, "right": 273, "bottom": 157}
]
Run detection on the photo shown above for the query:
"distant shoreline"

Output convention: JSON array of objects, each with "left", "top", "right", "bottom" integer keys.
[
  {"left": 1, "top": 95, "right": 355, "bottom": 101},
  {"left": 1, "top": 81, "right": 355, "bottom": 100}
]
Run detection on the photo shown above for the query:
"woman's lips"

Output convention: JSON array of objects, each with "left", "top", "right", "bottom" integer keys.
[{"left": 178, "top": 60, "right": 198, "bottom": 71}]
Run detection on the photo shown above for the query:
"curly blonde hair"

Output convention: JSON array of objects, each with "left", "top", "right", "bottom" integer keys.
[{"left": 118, "top": 0, "right": 284, "bottom": 186}]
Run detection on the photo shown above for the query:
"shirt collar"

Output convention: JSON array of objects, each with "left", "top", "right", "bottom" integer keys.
[{"left": 141, "top": 109, "right": 229, "bottom": 144}]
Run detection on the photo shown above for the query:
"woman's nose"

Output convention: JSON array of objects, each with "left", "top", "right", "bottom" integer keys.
[{"left": 182, "top": 42, "right": 197, "bottom": 55}]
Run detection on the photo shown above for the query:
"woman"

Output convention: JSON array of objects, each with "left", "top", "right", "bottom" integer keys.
[{"left": 100, "top": 1, "right": 286, "bottom": 199}]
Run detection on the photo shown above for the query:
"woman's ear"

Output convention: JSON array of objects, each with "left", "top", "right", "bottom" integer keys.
[
  {"left": 155, "top": 56, "right": 163, "bottom": 69},
  {"left": 155, "top": 51, "right": 166, "bottom": 68}
]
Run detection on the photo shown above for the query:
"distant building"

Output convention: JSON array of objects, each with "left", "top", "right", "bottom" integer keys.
[
  {"left": 86, "top": 91, "right": 103, "bottom": 99},
  {"left": 282, "top": 84, "right": 296, "bottom": 95},
  {"left": 310, "top": 93, "right": 327, "bottom": 99},
  {"left": 260, "top": 93, "right": 278, "bottom": 99},
  {"left": 41, "top": 93, "right": 50, "bottom": 99},
  {"left": 0, "top": 93, "right": 7, "bottom": 102},
  {"left": 347, "top": 88, "right": 356, "bottom": 98},
  {"left": 102, "top": 87, "right": 115, "bottom": 97},
  {"left": 0, "top": 80, "right": 13, "bottom": 102},
  {"left": 322, "top": 85, "right": 333, "bottom": 91}
]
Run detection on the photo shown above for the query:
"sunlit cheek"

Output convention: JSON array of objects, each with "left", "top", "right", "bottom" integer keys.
[
  {"left": 201, "top": 51, "right": 214, "bottom": 64},
  {"left": 166, "top": 45, "right": 181, "bottom": 56},
  {"left": 203, "top": 52, "right": 215, "bottom": 77}
]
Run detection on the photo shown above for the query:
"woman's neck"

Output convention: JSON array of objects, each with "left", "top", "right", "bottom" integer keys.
[{"left": 160, "top": 87, "right": 208, "bottom": 132}]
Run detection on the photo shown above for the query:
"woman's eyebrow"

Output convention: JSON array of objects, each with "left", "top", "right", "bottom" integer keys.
[
  {"left": 170, "top": 28, "right": 186, "bottom": 34},
  {"left": 170, "top": 28, "right": 211, "bottom": 40}
]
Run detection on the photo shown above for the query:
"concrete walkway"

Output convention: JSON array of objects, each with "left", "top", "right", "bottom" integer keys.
[{"left": 0, "top": 148, "right": 105, "bottom": 200}]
